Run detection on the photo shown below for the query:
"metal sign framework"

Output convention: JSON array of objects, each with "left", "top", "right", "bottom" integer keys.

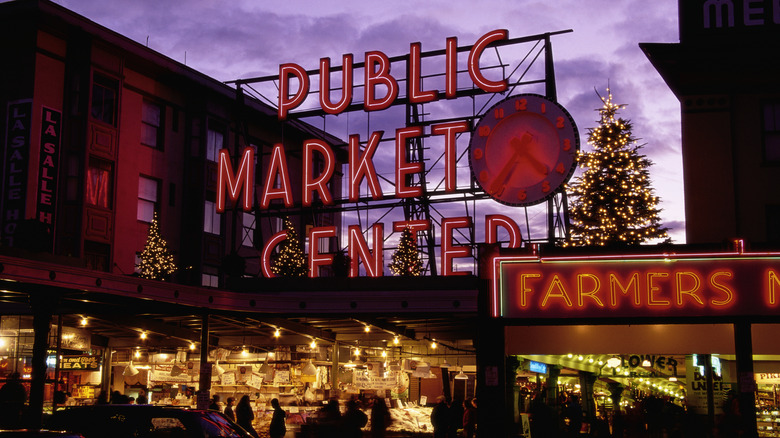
[{"left": 226, "top": 30, "right": 574, "bottom": 275}]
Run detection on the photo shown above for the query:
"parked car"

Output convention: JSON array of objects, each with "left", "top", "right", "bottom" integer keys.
[
  {"left": 0, "top": 431, "right": 84, "bottom": 438},
  {"left": 47, "top": 405, "right": 255, "bottom": 438}
]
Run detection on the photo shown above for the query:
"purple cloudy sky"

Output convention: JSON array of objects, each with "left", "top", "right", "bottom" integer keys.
[{"left": 54, "top": 0, "right": 686, "bottom": 243}]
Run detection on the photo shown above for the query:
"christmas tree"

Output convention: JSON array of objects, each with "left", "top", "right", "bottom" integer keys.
[
  {"left": 566, "top": 89, "right": 669, "bottom": 247},
  {"left": 388, "top": 226, "right": 422, "bottom": 276},
  {"left": 137, "top": 212, "right": 177, "bottom": 280},
  {"left": 271, "top": 216, "right": 308, "bottom": 277}
]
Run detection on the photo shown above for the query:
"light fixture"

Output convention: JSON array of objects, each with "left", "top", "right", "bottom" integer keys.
[
  {"left": 455, "top": 370, "right": 468, "bottom": 380},
  {"left": 80, "top": 317, "right": 88, "bottom": 326},
  {"left": 310, "top": 339, "right": 317, "bottom": 349},
  {"left": 274, "top": 329, "right": 281, "bottom": 338},
  {"left": 123, "top": 361, "right": 139, "bottom": 377},
  {"left": 642, "top": 359, "right": 652, "bottom": 367},
  {"left": 140, "top": 332, "right": 147, "bottom": 340},
  {"left": 354, "top": 347, "right": 361, "bottom": 357},
  {"left": 393, "top": 336, "right": 399, "bottom": 345},
  {"left": 440, "top": 359, "right": 451, "bottom": 368},
  {"left": 134, "top": 350, "right": 141, "bottom": 359},
  {"left": 158, "top": 353, "right": 168, "bottom": 361},
  {"left": 381, "top": 350, "right": 388, "bottom": 358},
  {"left": 189, "top": 342, "right": 196, "bottom": 351},
  {"left": 669, "top": 376, "right": 678, "bottom": 382},
  {"left": 430, "top": 340, "right": 437, "bottom": 349},
  {"left": 606, "top": 357, "right": 622, "bottom": 368},
  {"left": 241, "top": 348, "right": 248, "bottom": 357},
  {"left": 364, "top": 326, "right": 371, "bottom": 333},
  {"left": 344, "top": 359, "right": 357, "bottom": 368},
  {"left": 302, "top": 359, "right": 317, "bottom": 376}
]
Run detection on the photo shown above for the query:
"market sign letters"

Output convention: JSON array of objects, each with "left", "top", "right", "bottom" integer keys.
[{"left": 492, "top": 252, "right": 780, "bottom": 319}]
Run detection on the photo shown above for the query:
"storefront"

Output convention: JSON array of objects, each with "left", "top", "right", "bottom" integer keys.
[{"left": 486, "top": 243, "right": 780, "bottom": 437}]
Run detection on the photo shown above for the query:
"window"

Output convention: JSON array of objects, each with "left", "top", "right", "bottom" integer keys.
[
  {"left": 242, "top": 211, "right": 256, "bottom": 247},
  {"left": 86, "top": 158, "right": 112, "bottom": 208},
  {"left": 202, "top": 266, "right": 218, "bottom": 288},
  {"left": 205, "top": 127, "right": 223, "bottom": 162},
  {"left": 138, "top": 176, "right": 159, "bottom": 222},
  {"left": 84, "top": 240, "right": 111, "bottom": 272},
  {"left": 763, "top": 102, "right": 780, "bottom": 163},
  {"left": 91, "top": 73, "right": 118, "bottom": 126},
  {"left": 141, "top": 100, "right": 163, "bottom": 149},
  {"left": 204, "top": 200, "right": 220, "bottom": 234}
]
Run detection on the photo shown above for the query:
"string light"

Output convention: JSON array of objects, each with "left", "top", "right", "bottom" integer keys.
[
  {"left": 271, "top": 217, "right": 308, "bottom": 277},
  {"left": 389, "top": 226, "right": 422, "bottom": 276},
  {"left": 136, "top": 212, "right": 178, "bottom": 280}
]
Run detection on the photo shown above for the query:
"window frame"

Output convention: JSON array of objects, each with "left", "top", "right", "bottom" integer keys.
[
  {"left": 90, "top": 73, "right": 119, "bottom": 127},
  {"left": 141, "top": 99, "right": 164, "bottom": 149},
  {"left": 137, "top": 175, "right": 160, "bottom": 223},
  {"left": 203, "top": 200, "right": 221, "bottom": 235}
]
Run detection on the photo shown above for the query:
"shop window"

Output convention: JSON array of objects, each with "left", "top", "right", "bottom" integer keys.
[
  {"left": 205, "top": 126, "right": 224, "bottom": 162},
  {"left": 84, "top": 240, "right": 111, "bottom": 272},
  {"left": 86, "top": 158, "right": 112, "bottom": 209},
  {"left": 242, "top": 211, "right": 256, "bottom": 247},
  {"left": 138, "top": 176, "right": 159, "bottom": 223},
  {"left": 141, "top": 100, "right": 164, "bottom": 149},
  {"left": 763, "top": 101, "right": 780, "bottom": 163},
  {"left": 204, "top": 200, "right": 220, "bottom": 235},
  {"left": 91, "top": 73, "right": 118, "bottom": 126}
]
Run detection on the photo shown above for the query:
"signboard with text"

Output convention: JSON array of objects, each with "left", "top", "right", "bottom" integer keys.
[{"left": 492, "top": 250, "right": 780, "bottom": 319}]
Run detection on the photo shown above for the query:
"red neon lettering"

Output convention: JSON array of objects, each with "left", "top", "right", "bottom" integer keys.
[
  {"left": 278, "top": 63, "right": 309, "bottom": 120},
  {"left": 445, "top": 37, "right": 458, "bottom": 98},
  {"left": 308, "top": 226, "right": 336, "bottom": 278},
  {"left": 577, "top": 274, "right": 604, "bottom": 307},
  {"left": 767, "top": 270, "right": 780, "bottom": 305},
  {"left": 467, "top": 29, "right": 508, "bottom": 93},
  {"left": 408, "top": 42, "right": 438, "bottom": 104},
  {"left": 395, "top": 126, "right": 424, "bottom": 198},
  {"left": 364, "top": 51, "right": 399, "bottom": 111},
  {"left": 609, "top": 273, "right": 641, "bottom": 306},
  {"left": 647, "top": 272, "right": 671, "bottom": 306},
  {"left": 349, "top": 131, "right": 383, "bottom": 201},
  {"left": 303, "top": 140, "right": 335, "bottom": 206},
  {"left": 541, "top": 275, "right": 572, "bottom": 308},
  {"left": 392, "top": 220, "right": 429, "bottom": 234},
  {"left": 441, "top": 217, "right": 472, "bottom": 276},
  {"left": 675, "top": 271, "right": 704, "bottom": 306},
  {"left": 261, "top": 230, "right": 288, "bottom": 278},
  {"left": 319, "top": 55, "right": 353, "bottom": 115},
  {"left": 485, "top": 215, "right": 522, "bottom": 248},
  {"left": 216, "top": 147, "right": 254, "bottom": 213},
  {"left": 348, "top": 224, "right": 384, "bottom": 277},
  {"left": 519, "top": 273, "right": 541, "bottom": 307},
  {"left": 432, "top": 121, "right": 469, "bottom": 192},
  {"left": 710, "top": 271, "right": 734, "bottom": 306},
  {"left": 260, "top": 144, "right": 294, "bottom": 208}
]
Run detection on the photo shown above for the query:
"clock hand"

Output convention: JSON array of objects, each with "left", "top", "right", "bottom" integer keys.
[
  {"left": 487, "top": 132, "right": 534, "bottom": 196},
  {"left": 512, "top": 135, "right": 549, "bottom": 176}
]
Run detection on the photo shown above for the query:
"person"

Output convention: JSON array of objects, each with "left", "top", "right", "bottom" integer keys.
[
  {"left": 136, "top": 389, "right": 148, "bottom": 405},
  {"left": 0, "top": 373, "right": 26, "bottom": 429},
  {"left": 341, "top": 398, "right": 368, "bottom": 438},
  {"left": 370, "top": 396, "right": 391, "bottom": 438},
  {"left": 430, "top": 396, "right": 449, "bottom": 438},
  {"left": 236, "top": 395, "right": 259, "bottom": 438},
  {"left": 269, "top": 398, "right": 287, "bottom": 438},
  {"left": 563, "top": 394, "right": 583, "bottom": 438},
  {"left": 317, "top": 398, "right": 341, "bottom": 438},
  {"left": 224, "top": 396, "right": 236, "bottom": 422},
  {"left": 209, "top": 394, "right": 221, "bottom": 411},
  {"left": 447, "top": 398, "right": 463, "bottom": 438},
  {"left": 462, "top": 398, "right": 477, "bottom": 438}
]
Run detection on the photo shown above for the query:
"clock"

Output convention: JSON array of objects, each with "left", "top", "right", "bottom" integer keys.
[{"left": 469, "top": 93, "right": 579, "bottom": 206}]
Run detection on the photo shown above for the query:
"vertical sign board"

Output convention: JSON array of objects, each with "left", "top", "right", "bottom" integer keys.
[
  {"left": 36, "top": 107, "right": 61, "bottom": 250},
  {"left": 2, "top": 100, "right": 32, "bottom": 247}
]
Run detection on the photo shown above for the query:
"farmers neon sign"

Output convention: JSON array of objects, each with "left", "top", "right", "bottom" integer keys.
[
  {"left": 490, "top": 250, "right": 780, "bottom": 318},
  {"left": 218, "top": 30, "right": 540, "bottom": 278}
]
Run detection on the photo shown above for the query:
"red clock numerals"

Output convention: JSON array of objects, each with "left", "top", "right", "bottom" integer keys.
[
  {"left": 555, "top": 162, "right": 566, "bottom": 174},
  {"left": 563, "top": 139, "right": 571, "bottom": 151},
  {"left": 515, "top": 98, "right": 528, "bottom": 111}
]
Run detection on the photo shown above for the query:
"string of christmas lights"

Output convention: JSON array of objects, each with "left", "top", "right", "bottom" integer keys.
[
  {"left": 137, "top": 212, "right": 178, "bottom": 280},
  {"left": 388, "top": 226, "right": 422, "bottom": 276},
  {"left": 271, "top": 216, "right": 309, "bottom": 277}
]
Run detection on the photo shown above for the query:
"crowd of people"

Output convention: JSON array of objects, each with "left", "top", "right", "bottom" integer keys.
[{"left": 430, "top": 396, "right": 478, "bottom": 438}]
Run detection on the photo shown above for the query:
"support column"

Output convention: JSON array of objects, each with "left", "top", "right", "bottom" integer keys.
[
  {"left": 476, "top": 313, "right": 506, "bottom": 437},
  {"left": 196, "top": 313, "right": 211, "bottom": 410},
  {"left": 734, "top": 321, "right": 758, "bottom": 438},
  {"left": 28, "top": 290, "right": 59, "bottom": 429},
  {"left": 580, "top": 371, "right": 597, "bottom": 421}
]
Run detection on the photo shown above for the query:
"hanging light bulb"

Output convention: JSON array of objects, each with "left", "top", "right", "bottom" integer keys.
[
  {"left": 274, "top": 329, "right": 281, "bottom": 338},
  {"left": 134, "top": 349, "right": 141, "bottom": 359},
  {"left": 80, "top": 317, "right": 88, "bottom": 326},
  {"left": 310, "top": 339, "right": 317, "bottom": 349},
  {"left": 364, "top": 326, "right": 371, "bottom": 333},
  {"left": 189, "top": 342, "right": 196, "bottom": 351},
  {"left": 140, "top": 332, "right": 147, "bottom": 340},
  {"left": 430, "top": 340, "right": 437, "bottom": 349},
  {"left": 242, "top": 347, "right": 248, "bottom": 357}
]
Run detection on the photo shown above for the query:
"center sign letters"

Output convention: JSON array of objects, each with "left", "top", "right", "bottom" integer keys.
[{"left": 491, "top": 251, "right": 780, "bottom": 319}]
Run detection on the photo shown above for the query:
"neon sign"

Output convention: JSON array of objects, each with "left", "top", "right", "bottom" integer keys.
[{"left": 491, "top": 251, "right": 780, "bottom": 318}]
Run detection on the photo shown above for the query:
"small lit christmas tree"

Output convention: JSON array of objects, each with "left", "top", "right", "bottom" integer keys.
[
  {"left": 566, "top": 88, "right": 669, "bottom": 246},
  {"left": 388, "top": 226, "right": 422, "bottom": 276},
  {"left": 271, "top": 216, "right": 308, "bottom": 277},
  {"left": 137, "top": 212, "right": 177, "bottom": 280}
]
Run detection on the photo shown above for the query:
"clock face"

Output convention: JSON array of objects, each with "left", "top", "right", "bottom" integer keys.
[{"left": 469, "top": 94, "right": 579, "bottom": 206}]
